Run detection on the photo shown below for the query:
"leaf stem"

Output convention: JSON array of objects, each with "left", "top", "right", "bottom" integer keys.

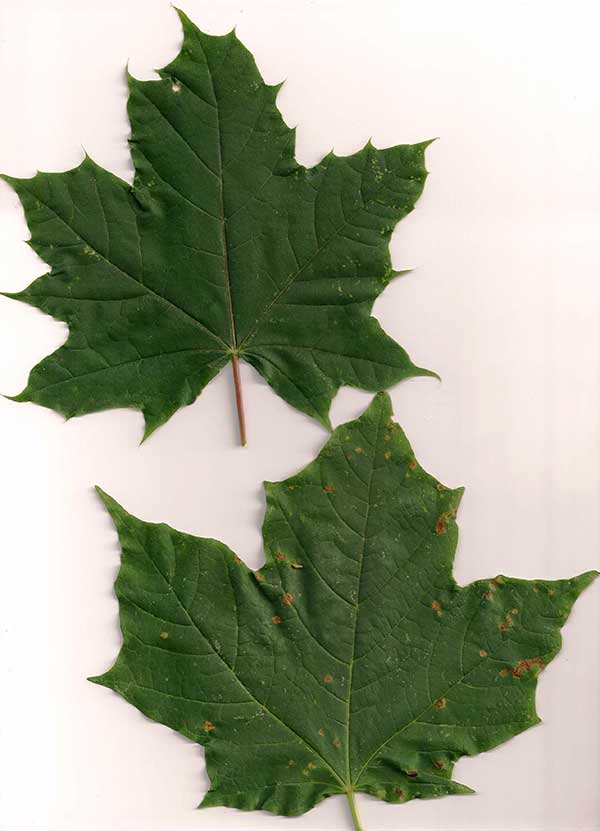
[
  {"left": 231, "top": 353, "right": 247, "bottom": 446},
  {"left": 346, "top": 790, "right": 364, "bottom": 831}
]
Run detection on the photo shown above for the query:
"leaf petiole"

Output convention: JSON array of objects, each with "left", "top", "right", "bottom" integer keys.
[
  {"left": 346, "top": 790, "right": 364, "bottom": 831},
  {"left": 231, "top": 353, "right": 247, "bottom": 446}
]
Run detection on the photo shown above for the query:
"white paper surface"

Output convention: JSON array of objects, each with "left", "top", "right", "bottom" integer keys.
[{"left": 0, "top": 1, "right": 599, "bottom": 829}]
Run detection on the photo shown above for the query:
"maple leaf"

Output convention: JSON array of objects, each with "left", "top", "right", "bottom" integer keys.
[
  {"left": 91, "top": 392, "right": 597, "bottom": 830},
  {"left": 2, "top": 9, "right": 434, "bottom": 445}
]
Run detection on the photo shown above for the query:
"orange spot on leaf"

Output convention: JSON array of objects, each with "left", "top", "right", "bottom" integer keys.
[
  {"left": 282, "top": 593, "right": 293, "bottom": 606},
  {"left": 204, "top": 721, "right": 215, "bottom": 732},
  {"left": 272, "top": 616, "right": 282, "bottom": 625},
  {"left": 512, "top": 657, "right": 545, "bottom": 678},
  {"left": 435, "top": 512, "right": 452, "bottom": 534},
  {"left": 323, "top": 674, "right": 333, "bottom": 684}
]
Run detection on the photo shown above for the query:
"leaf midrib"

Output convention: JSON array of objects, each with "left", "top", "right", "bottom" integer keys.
[
  {"left": 199, "top": 38, "right": 239, "bottom": 356},
  {"left": 344, "top": 400, "right": 385, "bottom": 786}
]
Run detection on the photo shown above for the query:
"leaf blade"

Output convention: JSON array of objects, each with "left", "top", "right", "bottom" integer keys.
[
  {"left": 93, "top": 398, "right": 598, "bottom": 817},
  {"left": 3, "top": 11, "right": 434, "bottom": 440}
]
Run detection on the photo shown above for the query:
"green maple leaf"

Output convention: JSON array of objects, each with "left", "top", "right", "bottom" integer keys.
[
  {"left": 91, "top": 392, "right": 597, "bottom": 830},
  {"left": 2, "top": 10, "right": 434, "bottom": 445}
]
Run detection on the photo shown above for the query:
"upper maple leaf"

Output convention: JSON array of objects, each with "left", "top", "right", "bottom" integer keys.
[
  {"left": 91, "top": 393, "right": 597, "bottom": 830},
  {"left": 2, "top": 9, "right": 434, "bottom": 444}
]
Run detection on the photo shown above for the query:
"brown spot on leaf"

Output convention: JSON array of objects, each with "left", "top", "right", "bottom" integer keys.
[
  {"left": 384, "top": 434, "right": 391, "bottom": 442},
  {"left": 288, "top": 760, "right": 296, "bottom": 766},
  {"left": 512, "top": 657, "right": 545, "bottom": 678},
  {"left": 355, "top": 447, "right": 363, "bottom": 454},
  {"left": 282, "top": 593, "right": 293, "bottom": 606},
  {"left": 499, "top": 668, "right": 510, "bottom": 677},
  {"left": 436, "top": 483, "right": 445, "bottom": 491},
  {"left": 272, "top": 616, "right": 282, "bottom": 625},
  {"left": 318, "top": 728, "right": 325, "bottom": 736},
  {"left": 479, "top": 649, "right": 487, "bottom": 658},
  {"left": 275, "top": 551, "right": 286, "bottom": 562},
  {"left": 159, "top": 631, "right": 169, "bottom": 640},
  {"left": 333, "top": 737, "right": 341, "bottom": 749},
  {"left": 323, "top": 673, "right": 333, "bottom": 684},
  {"left": 484, "top": 592, "right": 493, "bottom": 601},
  {"left": 384, "top": 450, "right": 391, "bottom": 460},
  {"left": 548, "top": 588, "right": 555, "bottom": 596},
  {"left": 409, "top": 458, "right": 417, "bottom": 470},
  {"left": 406, "top": 770, "right": 418, "bottom": 777},
  {"left": 308, "top": 762, "right": 317, "bottom": 770},
  {"left": 435, "top": 512, "right": 452, "bottom": 534},
  {"left": 435, "top": 697, "right": 446, "bottom": 709},
  {"left": 431, "top": 600, "right": 441, "bottom": 611},
  {"left": 498, "top": 622, "right": 507, "bottom": 631},
  {"left": 394, "top": 787, "right": 405, "bottom": 798},
  {"left": 324, "top": 484, "right": 335, "bottom": 494},
  {"left": 204, "top": 721, "right": 215, "bottom": 732},
  {"left": 255, "top": 571, "right": 264, "bottom": 582},
  {"left": 434, "top": 760, "right": 445, "bottom": 770},
  {"left": 512, "top": 608, "right": 519, "bottom": 615}
]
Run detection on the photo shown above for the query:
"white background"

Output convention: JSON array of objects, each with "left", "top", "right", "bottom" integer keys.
[{"left": 0, "top": 1, "right": 599, "bottom": 829}]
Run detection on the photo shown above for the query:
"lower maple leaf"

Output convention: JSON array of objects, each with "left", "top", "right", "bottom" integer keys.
[{"left": 91, "top": 393, "right": 597, "bottom": 829}]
